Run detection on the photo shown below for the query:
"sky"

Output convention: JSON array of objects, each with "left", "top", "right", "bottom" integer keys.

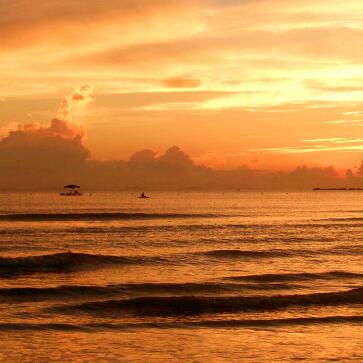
[{"left": 1, "top": 0, "right": 363, "bottom": 174}]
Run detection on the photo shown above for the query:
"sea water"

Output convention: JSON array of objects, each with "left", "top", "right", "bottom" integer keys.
[{"left": 0, "top": 191, "right": 362, "bottom": 362}]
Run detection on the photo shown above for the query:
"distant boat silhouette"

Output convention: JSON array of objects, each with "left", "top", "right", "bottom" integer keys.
[
  {"left": 60, "top": 184, "right": 83, "bottom": 196},
  {"left": 139, "top": 192, "right": 150, "bottom": 199}
]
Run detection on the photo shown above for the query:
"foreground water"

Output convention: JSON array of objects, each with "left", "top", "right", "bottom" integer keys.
[{"left": 0, "top": 191, "right": 362, "bottom": 362}]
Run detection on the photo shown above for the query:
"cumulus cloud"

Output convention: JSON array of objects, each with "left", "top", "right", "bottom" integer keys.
[
  {"left": 0, "top": 119, "right": 90, "bottom": 189},
  {"left": 157, "top": 146, "right": 194, "bottom": 168},
  {"left": 1, "top": 132, "right": 361, "bottom": 190},
  {"left": 0, "top": 118, "right": 90, "bottom": 166},
  {"left": 0, "top": 122, "right": 19, "bottom": 139},
  {"left": 0, "top": 86, "right": 94, "bottom": 188},
  {"left": 57, "top": 84, "right": 94, "bottom": 124},
  {"left": 128, "top": 149, "right": 157, "bottom": 165},
  {"left": 1, "top": 85, "right": 363, "bottom": 190},
  {"left": 0, "top": 84, "right": 92, "bottom": 142}
]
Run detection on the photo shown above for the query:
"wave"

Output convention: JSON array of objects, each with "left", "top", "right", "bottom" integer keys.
[
  {"left": 317, "top": 217, "right": 363, "bottom": 222},
  {"left": 327, "top": 245, "right": 363, "bottom": 256},
  {"left": 0, "top": 315, "right": 362, "bottom": 331},
  {"left": 0, "top": 282, "right": 295, "bottom": 302},
  {"left": 200, "top": 246, "right": 363, "bottom": 260},
  {"left": 0, "top": 249, "right": 350, "bottom": 278},
  {"left": 200, "top": 249, "right": 302, "bottom": 259},
  {"left": 0, "top": 252, "right": 166, "bottom": 276},
  {"left": 1, "top": 221, "right": 361, "bottom": 237},
  {"left": 0, "top": 212, "right": 220, "bottom": 222},
  {"left": 175, "top": 315, "right": 363, "bottom": 328},
  {"left": 0, "top": 248, "right": 318, "bottom": 277},
  {"left": 225, "top": 271, "right": 363, "bottom": 283},
  {"left": 52, "top": 287, "right": 363, "bottom": 316}
]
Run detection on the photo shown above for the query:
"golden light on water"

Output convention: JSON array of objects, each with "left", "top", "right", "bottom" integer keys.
[{"left": 1, "top": 3, "right": 363, "bottom": 362}]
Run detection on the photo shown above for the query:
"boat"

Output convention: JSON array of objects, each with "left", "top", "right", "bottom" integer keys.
[
  {"left": 139, "top": 192, "right": 150, "bottom": 199},
  {"left": 60, "top": 184, "right": 83, "bottom": 196}
]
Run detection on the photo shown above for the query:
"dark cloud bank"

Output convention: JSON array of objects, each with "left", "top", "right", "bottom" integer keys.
[{"left": 0, "top": 118, "right": 362, "bottom": 191}]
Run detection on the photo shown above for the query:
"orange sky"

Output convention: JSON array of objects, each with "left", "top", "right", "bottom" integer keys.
[{"left": 1, "top": 0, "right": 363, "bottom": 171}]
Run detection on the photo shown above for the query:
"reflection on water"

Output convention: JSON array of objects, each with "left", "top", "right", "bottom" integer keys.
[
  {"left": 0, "top": 326, "right": 362, "bottom": 362},
  {"left": 0, "top": 191, "right": 362, "bottom": 362}
]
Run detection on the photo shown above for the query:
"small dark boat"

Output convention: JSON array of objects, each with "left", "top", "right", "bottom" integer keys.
[
  {"left": 60, "top": 184, "right": 83, "bottom": 196},
  {"left": 139, "top": 192, "right": 150, "bottom": 199}
]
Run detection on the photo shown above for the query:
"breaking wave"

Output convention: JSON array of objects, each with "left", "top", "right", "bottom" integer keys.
[{"left": 52, "top": 287, "right": 363, "bottom": 316}]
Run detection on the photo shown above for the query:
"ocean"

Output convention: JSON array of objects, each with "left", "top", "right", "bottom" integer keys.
[{"left": 0, "top": 191, "right": 362, "bottom": 362}]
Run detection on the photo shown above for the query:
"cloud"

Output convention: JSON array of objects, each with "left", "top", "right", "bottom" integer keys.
[
  {"left": 0, "top": 118, "right": 90, "bottom": 183},
  {"left": 97, "top": 91, "right": 231, "bottom": 107},
  {"left": 158, "top": 146, "right": 195, "bottom": 168},
  {"left": 3, "top": 1, "right": 363, "bottom": 177},
  {"left": 0, "top": 84, "right": 92, "bottom": 143},
  {"left": 163, "top": 77, "right": 201, "bottom": 88},
  {"left": 57, "top": 84, "right": 94, "bottom": 123},
  {"left": 303, "top": 138, "right": 346, "bottom": 143},
  {"left": 128, "top": 149, "right": 157, "bottom": 165},
  {"left": 305, "top": 80, "right": 363, "bottom": 93},
  {"left": 252, "top": 145, "right": 363, "bottom": 154},
  {"left": 0, "top": 86, "right": 95, "bottom": 187},
  {"left": 322, "top": 120, "right": 363, "bottom": 125},
  {"left": 1, "top": 110, "right": 363, "bottom": 190},
  {"left": 127, "top": 146, "right": 196, "bottom": 171},
  {"left": 0, "top": 122, "right": 19, "bottom": 139},
  {"left": 252, "top": 137, "right": 363, "bottom": 155},
  {"left": 1, "top": 132, "right": 362, "bottom": 190},
  {"left": 342, "top": 111, "right": 363, "bottom": 116},
  {"left": 0, "top": 0, "right": 202, "bottom": 50}
]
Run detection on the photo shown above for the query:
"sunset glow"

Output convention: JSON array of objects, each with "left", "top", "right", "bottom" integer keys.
[
  {"left": 2, "top": 0, "right": 363, "bottom": 172},
  {"left": 1, "top": 3, "right": 363, "bottom": 362}
]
